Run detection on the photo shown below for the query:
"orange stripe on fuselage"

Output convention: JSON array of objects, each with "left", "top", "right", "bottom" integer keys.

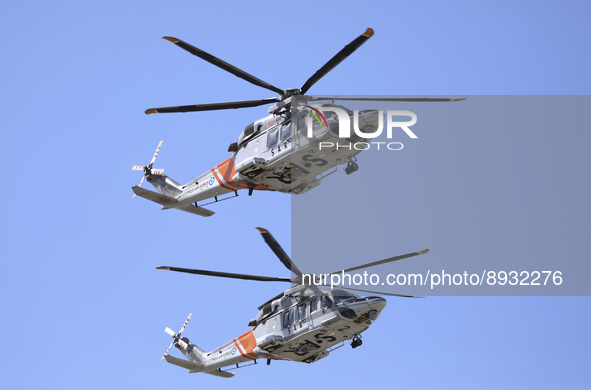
[
  {"left": 238, "top": 330, "right": 257, "bottom": 356},
  {"left": 232, "top": 339, "right": 254, "bottom": 360},
  {"left": 211, "top": 168, "right": 236, "bottom": 192},
  {"left": 233, "top": 330, "right": 286, "bottom": 361},
  {"left": 215, "top": 157, "right": 270, "bottom": 192}
]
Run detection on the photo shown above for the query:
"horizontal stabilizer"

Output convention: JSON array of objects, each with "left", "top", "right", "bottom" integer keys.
[
  {"left": 131, "top": 186, "right": 176, "bottom": 206},
  {"left": 176, "top": 204, "right": 216, "bottom": 217},
  {"left": 164, "top": 355, "right": 202, "bottom": 371},
  {"left": 201, "top": 369, "right": 236, "bottom": 378}
]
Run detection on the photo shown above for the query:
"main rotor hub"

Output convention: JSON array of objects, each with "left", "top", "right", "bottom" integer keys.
[{"left": 282, "top": 88, "right": 301, "bottom": 98}]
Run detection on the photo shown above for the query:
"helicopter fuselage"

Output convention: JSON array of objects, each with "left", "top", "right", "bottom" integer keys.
[
  {"left": 230, "top": 103, "right": 382, "bottom": 195},
  {"left": 173, "top": 289, "right": 387, "bottom": 375},
  {"left": 136, "top": 102, "right": 382, "bottom": 214}
]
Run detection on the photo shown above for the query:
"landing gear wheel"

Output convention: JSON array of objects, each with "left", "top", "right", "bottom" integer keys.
[{"left": 345, "top": 162, "right": 359, "bottom": 175}]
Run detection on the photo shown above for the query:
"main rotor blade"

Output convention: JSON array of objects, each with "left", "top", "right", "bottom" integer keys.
[
  {"left": 157, "top": 266, "right": 291, "bottom": 283},
  {"left": 309, "top": 96, "right": 467, "bottom": 102},
  {"left": 145, "top": 98, "right": 279, "bottom": 114},
  {"left": 319, "top": 285, "right": 421, "bottom": 298},
  {"left": 162, "top": 36, "right": 285, "bottom": 95},
  {"left": 328, "top": 249, "right": 429, "bottom": 275},
  {"left": 256, "top": 227, "right": 302, "bottom": 277},
  {"left": 300, "top": 28, "right": 374, "bottom": 95}
]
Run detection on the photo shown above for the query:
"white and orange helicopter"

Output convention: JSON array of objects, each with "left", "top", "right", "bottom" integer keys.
[
  {"left": 158, "top": 227, "right": 429, "bottom": 378},
  {"left": 132, "top": 28, "right": 464, "bottom": 216}
]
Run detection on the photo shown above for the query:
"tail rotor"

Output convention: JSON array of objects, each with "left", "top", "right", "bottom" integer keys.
[
  {"left": 160, "top": 313, "right": 192, "bottom": 361},
  {"left": 132, "top": 140, "right": 164, "bottom": 199}
]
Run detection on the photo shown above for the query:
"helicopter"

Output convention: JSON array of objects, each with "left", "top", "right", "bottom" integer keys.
[
  {"left": 132, "top": 28, "right": 464, "bottom": 216},
  {"left": 157, "top": 227, "right": 429, "bottom": 378}
]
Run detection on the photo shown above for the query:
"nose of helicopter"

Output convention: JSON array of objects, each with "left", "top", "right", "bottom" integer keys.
[
  {"left": 356, "top": 110, "right": 383, "bottom": 134},
  {"left": 366, "top": 296, "right": 387, "bottom": 311}
]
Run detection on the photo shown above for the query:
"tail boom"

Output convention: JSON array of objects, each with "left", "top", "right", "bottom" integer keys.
[{"left": 133, "top": 154, "right": 269, "bottom": 216}]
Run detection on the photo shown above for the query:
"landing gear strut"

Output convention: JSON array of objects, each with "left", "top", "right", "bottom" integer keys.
[
  {"left": 345, "top": 162, "right": 359, "bottom": 175},
  {"left": 247, "top": 183, "right": 255, "bottom": 196},
  {"left": 351, "top": 336, "right": 363, "bottom": 349}
]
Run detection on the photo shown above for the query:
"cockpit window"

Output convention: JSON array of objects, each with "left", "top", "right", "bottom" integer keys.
[
  {"left": 267, "top": 129, "right": 278, "bottom": 148},
  {"left": 244, "top": 123, "right": 255, "bottom": 137},
  {"left": 238, "top": 122, "right": 257, "bottom": 146},
  {"left": 296, "top": 115, "right": 307, "bottom": 133},
  {"left": 262, "top": 302, "right": 272, "bottom": 315},
  {"left": 321, "top": 295, "right": 333, "bottom": 310},
  {"left": 331, "top": 289, "right": 357, "bottom": 304},
  {"left": 320, "top": 103, "right": 353, "bottom": 115},
  {"left": 309, "top": 298, "right": 318, "bottom": 313}
]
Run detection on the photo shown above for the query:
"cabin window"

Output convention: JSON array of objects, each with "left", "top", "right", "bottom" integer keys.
[
  {"left": 280, "top": 122, "right": 291, "bottom": 142},
  {"left": 267, "top": 129, "right": 278, "bottom": 148},
  {"left": 295, "top": 303, "right": 306, "bottom": 321},
  {"left": 283, "top": 309, "right": 294, "bottom": 328}
]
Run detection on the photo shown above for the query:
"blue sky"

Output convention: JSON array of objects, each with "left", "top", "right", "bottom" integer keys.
[{"left": 1, "top": 1, "right": 590, "bottom": 389}]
